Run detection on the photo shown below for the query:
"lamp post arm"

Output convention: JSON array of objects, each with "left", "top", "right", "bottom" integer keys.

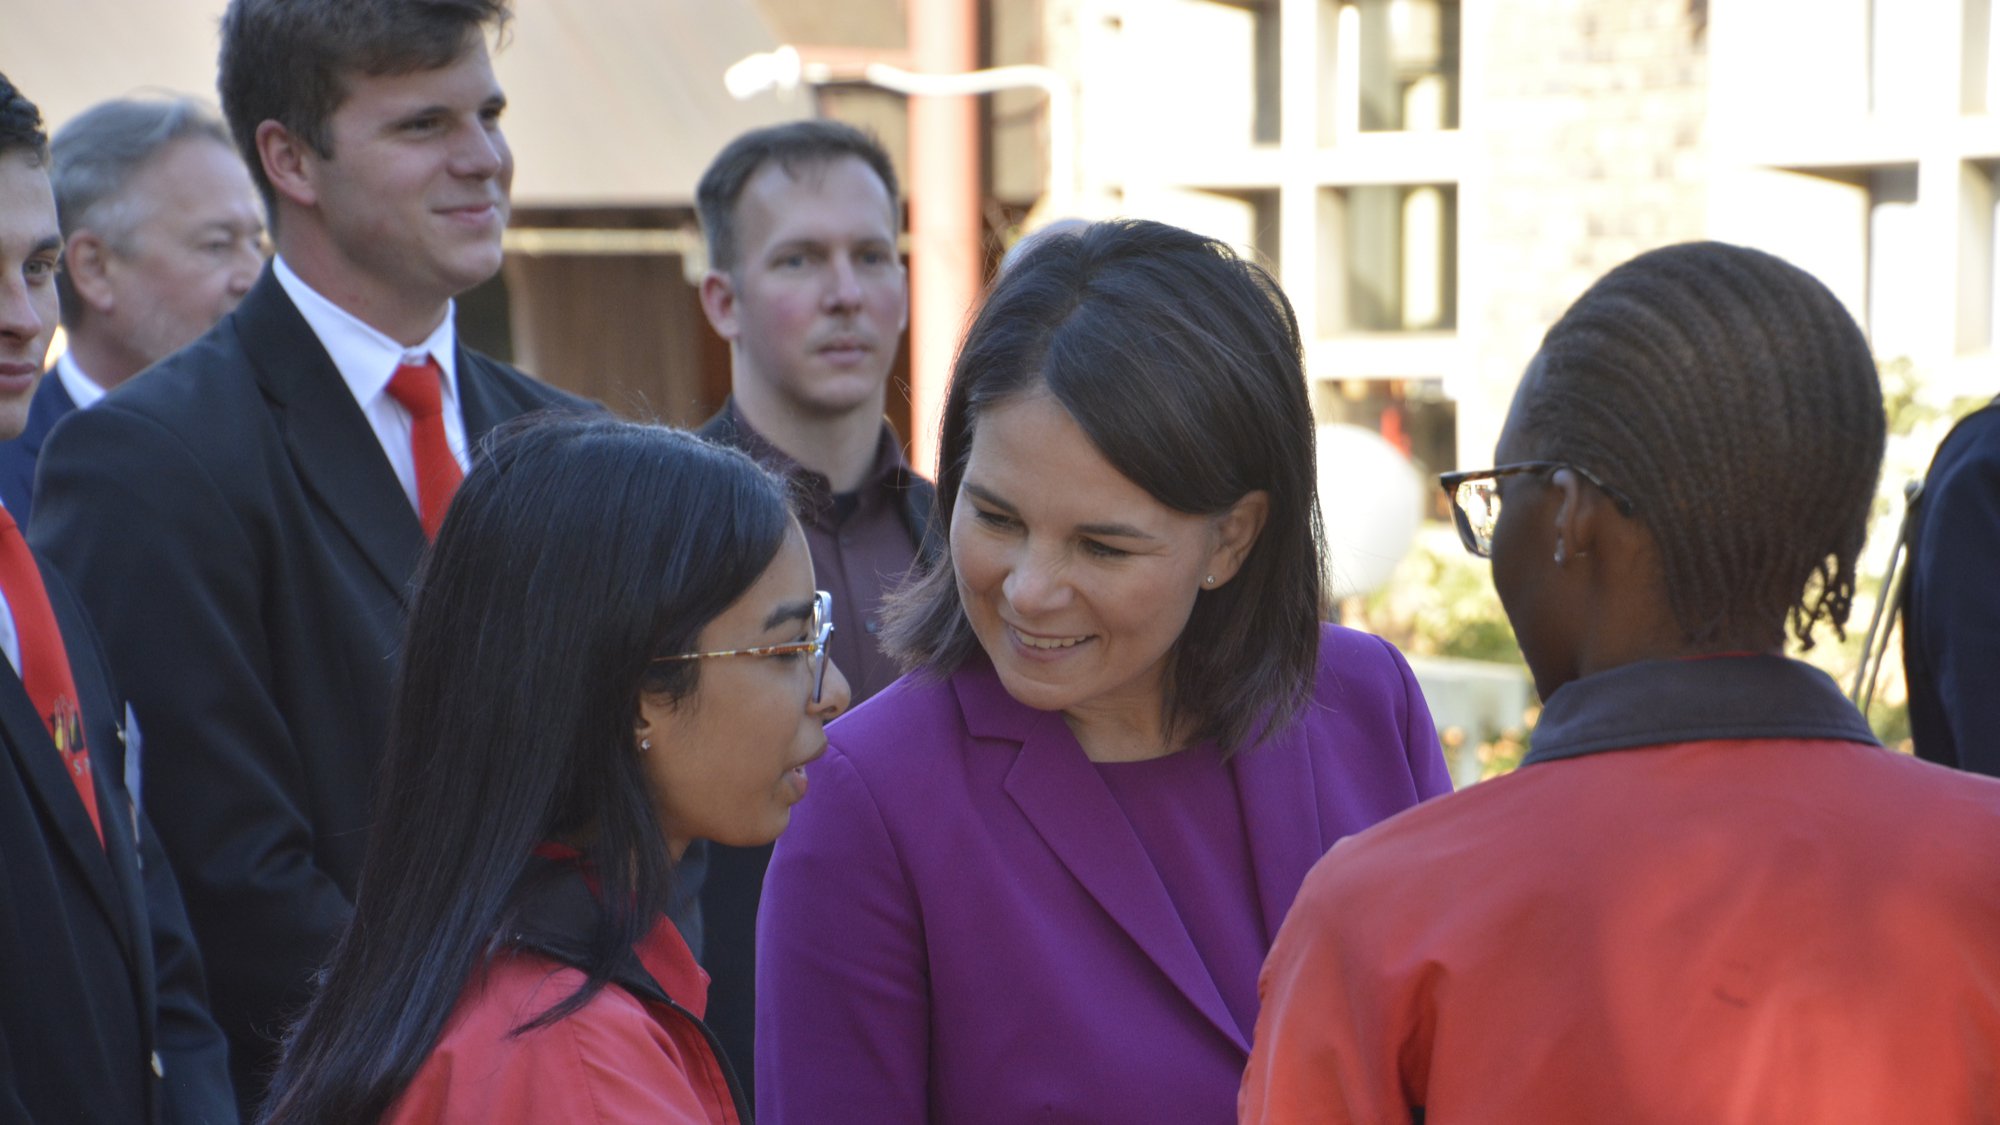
[{"left": 859, "top": 63, "right": 1074, "bottom": 215}]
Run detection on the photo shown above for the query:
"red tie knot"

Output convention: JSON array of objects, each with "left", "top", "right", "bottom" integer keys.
[{"left": 388, "top": 357, "right": 445, "bottom": 420}]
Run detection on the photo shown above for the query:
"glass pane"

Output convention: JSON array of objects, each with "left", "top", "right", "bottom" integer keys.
[
  {"left": 1327, "top": 184, "right": 1458, "bottom": 332},
  {"left": 1353, "top": 0, "right": 1460, "bottom": 132}
]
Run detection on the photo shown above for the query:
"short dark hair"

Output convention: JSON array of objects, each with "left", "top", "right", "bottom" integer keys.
[
  {"left": 884, "top": 219, "right": 1328, "bottom": 754},
  {"left": 51, "top": 96, "right": 239, "bottom": 323},
  {"left": 1521, "top": 240, "right": 1885, "bottom": 650},
  {"left": 217, "top": 0, "right": 512, "bottom": 214},
  {"left": 0, "top": 72, "right": 49, "bottom": 165},
  {"left": 696, "top": 119, "right": 899, "bottom": 273},
  {"left": 260, "top": 414, "right": 793, "bottom": 1123}
]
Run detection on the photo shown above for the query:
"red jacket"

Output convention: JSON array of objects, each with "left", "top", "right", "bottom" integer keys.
[
  {"left": 385, "top": 863, "right": 745, "bottom": 1124},
  {"left": 1243, "top": 656, "right": 2000, "bottom": 1124}
]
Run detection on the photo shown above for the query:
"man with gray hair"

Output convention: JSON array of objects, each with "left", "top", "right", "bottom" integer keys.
[{"left": 0, "top": 95, "right": 262, "bottom": 518}]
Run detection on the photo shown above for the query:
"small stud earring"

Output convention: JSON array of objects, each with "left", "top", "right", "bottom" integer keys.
[
  {"left": 1204, "top": 574, "right": 1216, "bottom": 587},
  {"left": 1553, "top": 541, "right": 1566, "bottom": 566},
  {"left": 640, "top": 737, "right": 651, "bottom": 753}
]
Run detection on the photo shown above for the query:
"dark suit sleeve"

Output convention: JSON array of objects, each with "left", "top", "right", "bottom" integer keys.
[
  {"left": 137, "top": 805, "right": 237, "bottom": 1125},
  {"left": 31, "top": 402, "right": 351, "bottom": 1103},
  {"left": 1908, "top": 426, "right": 2000, "bottom": 775},
  {"left": 0, "top": 1022, "right": 30, "bottom": 1125}
]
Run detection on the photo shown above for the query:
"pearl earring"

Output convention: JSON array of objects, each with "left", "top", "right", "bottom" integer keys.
[
  {"left": 1553, "top": 541, "right": 1566, "bottom": 566},
  {"left": 1203, "top": 574, "right": 1216, "bottom": 587},
  {"left": 640, "top": 737, "right": 651, "bottom": 753}
]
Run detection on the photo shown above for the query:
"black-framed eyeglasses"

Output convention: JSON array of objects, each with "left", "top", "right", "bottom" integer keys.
[
  {"left": 653, "top": 590, "right": 836, "bottom": 702},
  {"left": 1437, "top": 462, "right": 1637, "bottom": 558}
]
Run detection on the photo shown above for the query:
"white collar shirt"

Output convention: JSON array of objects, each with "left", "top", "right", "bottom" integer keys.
[
  {"left": 53, "top": 352, "right": 107, "bottom": 411},
  {"left": 272, "top": 255, "right": 471, "bottom": 516},
  {"left": 0, "top": 507, "right": 16, "bottom": 678}
]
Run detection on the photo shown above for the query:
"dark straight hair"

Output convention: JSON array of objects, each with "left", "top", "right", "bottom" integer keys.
[
  {"left": 884, "top": 218, "right": 1328, "bottom": 754},
  {"left": 259, "top": 415, "right": 792, "bottom": 1124}
]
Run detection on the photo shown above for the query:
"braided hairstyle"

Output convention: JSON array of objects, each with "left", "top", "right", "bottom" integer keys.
[{"left": 1520, "top": 241, "right": 1884, "bottom": 651}]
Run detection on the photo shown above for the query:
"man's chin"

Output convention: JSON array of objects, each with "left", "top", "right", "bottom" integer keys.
[{"left": 787, "top": 372, "right": 891, "bottom": 419}]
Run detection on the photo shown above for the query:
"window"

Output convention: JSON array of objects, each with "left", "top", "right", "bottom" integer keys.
[
  {"left": 1320, "top": 184, "right": 1458, "bottom": 332},
  {"left": 1869, "top": 0, "right": 1926, "bottom": 115},
  {"left": 1967, "top": 161, "right": 1999, "bottom": 354},
  {"left": 1321, "top": 0, "right": 1460, "bottom": 138},
  {"left": 1866, "top": 165, "right": 1921, "bottom": 358}
]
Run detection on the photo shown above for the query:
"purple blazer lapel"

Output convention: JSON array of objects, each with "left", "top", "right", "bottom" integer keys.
[{"left": 955, "top": 661, "right": 1248, "bottom": 1053}]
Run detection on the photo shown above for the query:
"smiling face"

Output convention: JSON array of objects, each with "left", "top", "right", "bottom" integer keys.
[
  {"left": 73, "top": 136, "right": 264, "bottom": 380},
  {"left": 950, "top": 390, "right": 1265, "bottom": 753},
  {"left": 701, "top": 155, "right": 907, "bottom": 421},
  {"left": 271, "top": 38, "right": 511, "bottom": 339},
  {"left": 0, "top": 148, "right": 59, "bottom": 440},
  {"left": 637, "top": 524, "right": 851, "bottom": 857}
]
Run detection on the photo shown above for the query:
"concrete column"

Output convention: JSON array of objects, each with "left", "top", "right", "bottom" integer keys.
[{"left": 907, "top": 0, "right": 983, "bottom": 478}]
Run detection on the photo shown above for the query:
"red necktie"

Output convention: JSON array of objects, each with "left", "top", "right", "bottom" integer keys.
[
  {"left": 0, "top": 507, "right": 102, "bottom": 846},
  {"left": 386, "top": 356, "right": 463, "bottom": 539}
]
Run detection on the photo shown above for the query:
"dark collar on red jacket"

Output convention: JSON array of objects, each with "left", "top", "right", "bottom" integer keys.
[
  {"left": 1524, "top": 655, "right": 1881, "bottom": 767},
  {"left": 505, "top": 854, "right": 752, "bottom": 1118},
  {"left": 505, "top": 855, "right": 672, "bottom": 1005}
]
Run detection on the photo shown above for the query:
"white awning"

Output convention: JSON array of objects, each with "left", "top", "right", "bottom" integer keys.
[{"left": 0, "top": 0, "right": 803, "bottom": 207}]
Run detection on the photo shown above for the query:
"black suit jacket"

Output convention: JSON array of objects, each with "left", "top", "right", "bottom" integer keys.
[
  {"left": 0, "top": 370, "right": 78, "bottom": 521},
  {"left": 0, "top": 548, "right": 234, "bottom": 1124},
  {"left": 1905, "top": 398, "right": 2000, "bottom": 774},
  {"left": 29, "top": 267, "right": 589, "bottom": 1113}
]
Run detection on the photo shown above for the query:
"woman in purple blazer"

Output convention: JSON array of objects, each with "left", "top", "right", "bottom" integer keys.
[{"left": 756, "top": 220, "right": 1451, "bottom": 1123}]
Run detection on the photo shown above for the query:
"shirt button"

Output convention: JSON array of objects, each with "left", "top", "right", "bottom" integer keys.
[
  {"left": 865, "top": 619, "right": 881, "bottom": 634},
  {"left": 151, "top": 1052, "right": 164, "bottom": 1077}
]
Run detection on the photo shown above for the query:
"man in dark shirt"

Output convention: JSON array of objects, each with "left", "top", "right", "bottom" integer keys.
[{"left": 692, "top": 119, "right": 936, "bottom": 1093}]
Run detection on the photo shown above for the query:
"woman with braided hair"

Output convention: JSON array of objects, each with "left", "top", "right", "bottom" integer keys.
[{"left": 1243, "top": 241, "right": 2000, "bottom": 1124}]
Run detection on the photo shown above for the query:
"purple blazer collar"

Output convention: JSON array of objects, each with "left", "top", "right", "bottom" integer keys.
[{"left": 952, "top": 656, "right": 1331, "bottom": 1054}]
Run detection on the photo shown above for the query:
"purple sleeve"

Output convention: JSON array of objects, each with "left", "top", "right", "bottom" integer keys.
[
  {"left": 1380, "top": 633, "right": 1452, "bottom": 799},
  {"left": 755, "top": 745, "right": 931, "bottom": 1123}
]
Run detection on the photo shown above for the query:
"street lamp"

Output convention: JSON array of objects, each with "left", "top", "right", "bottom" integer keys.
[{"left": 724, "top": 45, "right": 1076, "bottom": 217}]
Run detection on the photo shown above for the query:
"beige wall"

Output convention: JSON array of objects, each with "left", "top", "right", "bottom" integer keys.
[{"left": 1055, "top": 0, "right": 1997, "bottom": 473}]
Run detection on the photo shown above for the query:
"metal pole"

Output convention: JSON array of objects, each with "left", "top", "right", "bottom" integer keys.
[{"left": 906, "top": 0, "right": 982, "bottom": 479}]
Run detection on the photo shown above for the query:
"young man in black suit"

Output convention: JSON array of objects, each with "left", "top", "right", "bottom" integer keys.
[
  {"left": 0, "top": 70, "right": 235, "bottom": 1125},
  {"left": 30, "top": 0, "right": 587, "bottom": 1112}
]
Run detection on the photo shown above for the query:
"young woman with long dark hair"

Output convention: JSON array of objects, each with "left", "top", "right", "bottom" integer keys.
[{"left": 259, "top": 415, "right": 849, "bottom": 1124}]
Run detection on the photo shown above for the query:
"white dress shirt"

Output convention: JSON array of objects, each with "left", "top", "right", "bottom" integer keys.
[
  {"left": 53, "top": 351, "right": 107, "bottom": 411},
  {"left": 272, "top": 256, "right": 472, "bottom": 516}
]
